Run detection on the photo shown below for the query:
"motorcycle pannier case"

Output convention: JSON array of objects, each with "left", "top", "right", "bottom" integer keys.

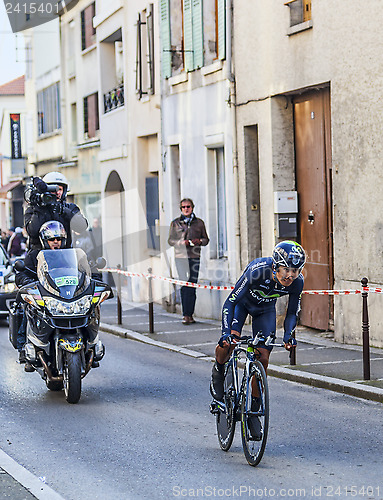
[{"left": 9, "top": 303, "right": 23, "bottom": 349}]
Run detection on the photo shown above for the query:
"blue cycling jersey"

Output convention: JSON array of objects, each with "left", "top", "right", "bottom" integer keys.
[{"left": 222, "top": 257, "right": 304, "bottom": 341}]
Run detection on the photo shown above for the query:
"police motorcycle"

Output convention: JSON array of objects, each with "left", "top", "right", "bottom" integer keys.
[{"left": 10, "top": 248, "right": 113, "bottom": 404}]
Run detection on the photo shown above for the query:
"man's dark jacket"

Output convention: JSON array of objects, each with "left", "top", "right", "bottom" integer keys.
[
  {"left": 25, "top": 202, "right": 88, "bottom": 251},
  {"left": 168, "top": 215, "right": 209, "bottom": 259}
]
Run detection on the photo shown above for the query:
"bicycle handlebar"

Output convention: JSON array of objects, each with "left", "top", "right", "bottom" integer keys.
[{"left": 229, "top": 335, "right": 290, "bottom": 349}]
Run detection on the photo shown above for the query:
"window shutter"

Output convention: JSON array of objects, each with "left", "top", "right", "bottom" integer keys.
[
  {"left": 160, "top": 0, "right": 172, "bottom": 78},
  {"left": 217, "top": 0, "right": 226, "bottom": 60},
  {"left": 192, "top": 0, "right": 203, "bottom": 69},
  {"left": 147, "top": 4, "right": 155, "bottom": 94},
  {"left": 183, "top": 0, "right": 194, "bottom": 71},
  {"left": 136, "top": 13, "right": 142, "bottom": 97}
]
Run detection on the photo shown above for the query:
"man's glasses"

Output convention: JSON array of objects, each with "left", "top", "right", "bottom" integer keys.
[
  {"left": 48, "top": 237, "right": 63, "bottom": 242},
  {"left": 181, "top": 205, "right": 192, "bottom": 209}
]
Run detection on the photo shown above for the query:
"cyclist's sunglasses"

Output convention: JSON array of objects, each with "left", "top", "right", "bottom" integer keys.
[{"left": 48, "top": 237, "right": 63, "bottom": 242}]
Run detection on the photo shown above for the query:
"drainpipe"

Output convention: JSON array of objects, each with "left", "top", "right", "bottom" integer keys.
[{"left": 226, "top": 0, "right": 241, "bottom": 276}]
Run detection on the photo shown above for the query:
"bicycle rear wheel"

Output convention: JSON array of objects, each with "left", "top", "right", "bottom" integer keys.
[
  {"left": 240, "top": 360, "right": 269, "bottom": 466},
  {"left": 216, "top": 363, "right": 236, "bottom": 451}
]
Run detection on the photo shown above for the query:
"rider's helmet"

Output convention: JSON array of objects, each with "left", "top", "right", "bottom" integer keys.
[
  {"left": 43, "top": 171, "right": 69, "bottom": 199},
  {"left": 39, "top": 221, "right": 67, "bottom": 249},
  {"left": 272, "top": 240, "right": 306, "bottom": 270}
]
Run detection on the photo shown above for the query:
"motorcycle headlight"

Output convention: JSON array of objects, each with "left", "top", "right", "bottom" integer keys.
[
  {"left": 44, "top": 295, "right": 92, "bottom": 316},
  {"left": 2, "top": 282, "right": 17, "bottom": 293}
]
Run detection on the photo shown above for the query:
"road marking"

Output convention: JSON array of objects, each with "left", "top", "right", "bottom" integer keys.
[
  {"left": 299, "top": 357, "right": 383, "bottom": 366},
  {"left": 144, "top": 327, "right": 218, "bottom": 335},
  {"left": 296, "top": 346, "right": 327, "bottom": 351},
  {"left": 180, "top": 342, "right": 218, "bottom": 348}
]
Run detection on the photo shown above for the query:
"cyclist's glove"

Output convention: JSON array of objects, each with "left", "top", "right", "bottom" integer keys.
[
  {"left": 283, "top": 333, "right": 297, "bottom": 346},
  {"left": 218, "top": 332, "right": 240, "bottom": 348}
]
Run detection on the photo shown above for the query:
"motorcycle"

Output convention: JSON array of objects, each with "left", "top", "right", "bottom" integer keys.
[{"left": 10, "top": 248, "right": 113, "bottom": 404}]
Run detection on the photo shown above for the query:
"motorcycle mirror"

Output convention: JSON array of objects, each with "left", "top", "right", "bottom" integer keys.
[
  {"left": 96, "top": 257, "right": 106, "bottom": 270},
  {"left": 13, "top": 259, "right": 25, "bottom": 272}
]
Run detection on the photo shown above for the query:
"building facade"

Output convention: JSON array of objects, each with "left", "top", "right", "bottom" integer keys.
[
  {"left": 0, "top": 76, "right": 26, "bottom": 230},
  {"left": 233, "top": 0, "right": 383, "bottom": 346},
  {"left": 159, "top": 0, "right": 237, "bottom": 318}
]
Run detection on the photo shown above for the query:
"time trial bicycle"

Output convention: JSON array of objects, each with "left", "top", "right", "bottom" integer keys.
[{"left": 210, "top": 333, "right": 287, "bottom": 466}]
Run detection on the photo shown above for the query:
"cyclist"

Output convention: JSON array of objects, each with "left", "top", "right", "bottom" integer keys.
[{"left": 210, "top": 240, "right": 306, "bottom": 439}]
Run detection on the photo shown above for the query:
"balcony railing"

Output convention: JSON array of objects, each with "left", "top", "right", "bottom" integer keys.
[{"left": 104, "top": 84, "right": 124, "bottom": 114}]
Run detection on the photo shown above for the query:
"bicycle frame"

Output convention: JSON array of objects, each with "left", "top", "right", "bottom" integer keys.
[{"left": 211, "top": 334, "right": 287, "bottom": 466}]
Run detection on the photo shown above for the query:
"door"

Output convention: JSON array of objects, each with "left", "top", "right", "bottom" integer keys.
[{"left": 294, "top": 88, "right": 333, "bottom": 330}]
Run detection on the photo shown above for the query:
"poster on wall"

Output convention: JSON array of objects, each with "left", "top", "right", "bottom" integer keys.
[{"left": 10, "top": 114, "right": 22, "bottom": 159}]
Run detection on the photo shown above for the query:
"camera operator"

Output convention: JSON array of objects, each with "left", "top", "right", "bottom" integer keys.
[{"left": 24, "top": 171, "right": 88, "bottom": 251}]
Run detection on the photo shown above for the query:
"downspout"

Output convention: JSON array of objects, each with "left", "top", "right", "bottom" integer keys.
[{"left": 226, "top": 0, "right": 241, "bottom": 276}]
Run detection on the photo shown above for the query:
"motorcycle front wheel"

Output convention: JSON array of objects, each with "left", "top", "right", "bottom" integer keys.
[{"left": 63, "top": 351, "right": 82, "bottom": 404}]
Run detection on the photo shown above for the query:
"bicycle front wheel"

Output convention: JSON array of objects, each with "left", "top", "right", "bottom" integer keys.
[
  {"left": 240, "top": 360, "right": 269, "bottom": 466},
  {"left": 216, "top": 363, "right": 236, "bottom": 451}
]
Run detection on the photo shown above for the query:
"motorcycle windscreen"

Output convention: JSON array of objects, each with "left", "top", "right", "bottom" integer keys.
[{"left": 37, "top": 248, "right": 91, "bottom": 299}]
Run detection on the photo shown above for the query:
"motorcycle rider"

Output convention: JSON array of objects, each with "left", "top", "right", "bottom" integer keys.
[
  {"left": 24, "top": 171, "right": 88, "bottom": 251},
  {"left": 16, "top": 221, "right": 67, "bottom": 370},
  {"left": 16, "top": 220, "right": 105, "bottom": 372}
]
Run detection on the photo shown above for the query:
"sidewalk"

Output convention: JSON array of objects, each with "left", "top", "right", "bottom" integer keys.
[{"left": 100, "top": 298, "right": 383, "bottom": 403}]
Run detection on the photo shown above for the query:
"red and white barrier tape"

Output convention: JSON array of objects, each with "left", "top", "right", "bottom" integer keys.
[{"left": 105, "top": 268, "right": 380, "bottom": 295}]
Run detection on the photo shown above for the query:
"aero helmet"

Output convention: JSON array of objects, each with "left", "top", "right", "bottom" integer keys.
[
  {"left": 43, "top": 171, "right": 69, "bottom": 199},
  {"left": 39, "top": 221, "right": 67, "bottom": 249},
  {"left": 272, "top": 241, "right": 306, "bottom": 270}
]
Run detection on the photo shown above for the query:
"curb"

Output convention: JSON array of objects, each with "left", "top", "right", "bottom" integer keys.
[
  {"left": 0, "top": 449, "right": 65, "bottom": 500},
  {"left": 100, "top": 323, "right": 383, "bottom": 403},
  {"left": 267, "top": 366, "right": 383, "bottom": 403}
]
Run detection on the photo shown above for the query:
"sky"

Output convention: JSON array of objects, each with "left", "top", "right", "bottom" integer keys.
[{"left": 0, "top": 1, "right": 25, "bottom": 86}]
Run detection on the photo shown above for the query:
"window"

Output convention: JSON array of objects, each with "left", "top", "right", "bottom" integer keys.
[
  {"left": 161, "top": 0, "right": 225, "bottom": 78},
  {"left": 83, "top": 93, "right": 99, "bottom": 139},
  {"left": 81, "top": 2, "right": 96, "bottom": 51},
  {"left": 136, "top": 4, "right": 155, "bottom": 98},
  {"left": 207, "top": 147, "right": 227, "bottom": 259},
  {"left": 71, "top": 103, "right": 77, "bottom": 143},
  {"left": 285, "top": 0, "right": 312, "bottom": 27},
  {"left": 37, "top": 83, "right": 61, "bottom": 136},
  {"left": 67, "top": 20, "right": 76, "bottom": 75},
  {"left": 145, "top": 175, "right": 160, "bottom": 251}
]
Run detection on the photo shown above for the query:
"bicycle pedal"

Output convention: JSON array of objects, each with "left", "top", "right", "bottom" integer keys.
[{"left": 209, "top": 401, "right": 220, "bottom": 415}]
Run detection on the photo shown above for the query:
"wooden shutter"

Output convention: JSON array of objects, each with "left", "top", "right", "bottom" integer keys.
[
  {"left": 136, "top": 13, "right": 143, "bottom": 97},
  {"left": 303, "top": 0, "right": 312, "bottom": 22},
  {"left": 160, "top": 0, "right": 172, "bottom": 78},
  {"left": 192, "top": 0, "right": 203, "bottom": 69},
  {"left": 84, "top": 3, "right": 95, "bottom": 50},
  {"left": 183, "top": 0, "right": 194, "bottom": 71},
  {"left": 217, "top": 0, "right": 226, "bottom": 60}
]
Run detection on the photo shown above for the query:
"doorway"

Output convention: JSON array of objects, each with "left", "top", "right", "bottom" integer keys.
[{"left": 293, "top": 88, "right": 334, "bottom": 330}]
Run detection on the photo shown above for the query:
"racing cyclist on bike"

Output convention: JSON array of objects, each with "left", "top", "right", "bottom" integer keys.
[{"left": 210, "top": 240, "right": 306, "bottom": 439}]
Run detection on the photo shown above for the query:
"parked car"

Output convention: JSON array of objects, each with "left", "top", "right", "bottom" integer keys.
[{"left": 0, "top": 244, "right": 18, "bottom": 319}]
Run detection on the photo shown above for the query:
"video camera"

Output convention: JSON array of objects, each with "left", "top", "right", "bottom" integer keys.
[{"left": 24, "top": 177, "right": 59, "bottom": 207}]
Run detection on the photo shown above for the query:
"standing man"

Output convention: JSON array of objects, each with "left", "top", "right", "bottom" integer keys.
[{"left": 168, "top": 198, "right": 209, "bottom": 325}]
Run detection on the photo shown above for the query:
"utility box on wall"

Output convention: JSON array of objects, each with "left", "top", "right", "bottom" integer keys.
[{"left": 274, "top": 191, "right": 298, "bottom": 238}]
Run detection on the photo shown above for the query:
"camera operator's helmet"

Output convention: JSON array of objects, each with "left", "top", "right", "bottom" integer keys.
[
  {"left": 272, "top": 241, "right": 306, "bottom": 270},
  {"left": 43, "top": 171, "right": 69, "bottom": 199},
  {"left": 39, "top": 221, "right": 67, "bottom": 249}
]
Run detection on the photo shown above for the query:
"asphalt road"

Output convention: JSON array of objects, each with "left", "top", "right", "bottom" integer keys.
[{"left": 0, "top": 324, "right": 383, "bottom": 500}]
